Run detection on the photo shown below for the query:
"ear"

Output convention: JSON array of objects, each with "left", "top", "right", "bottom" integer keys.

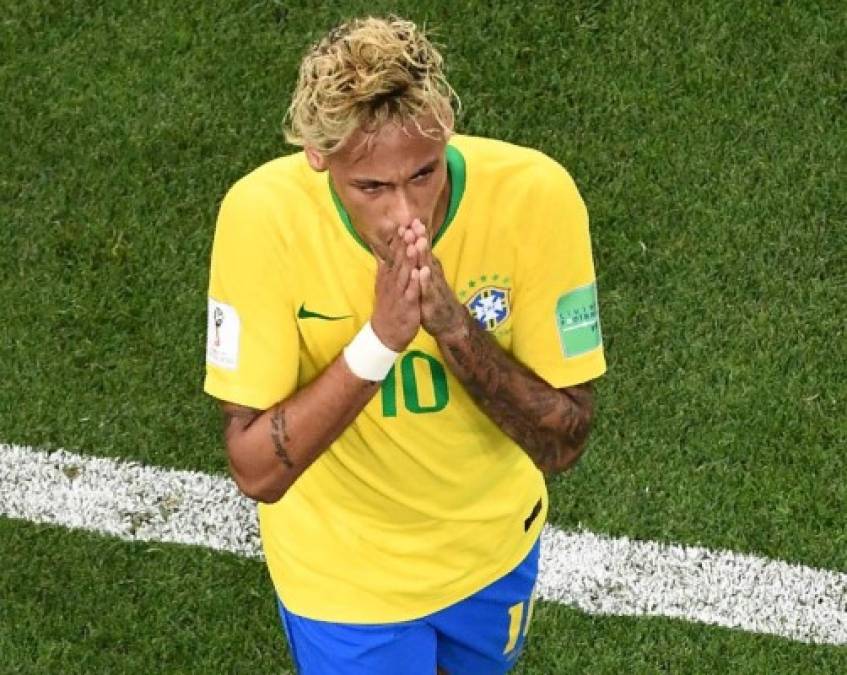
[{"left": 304, "top": 146, "right": 328, "bottom": 172}]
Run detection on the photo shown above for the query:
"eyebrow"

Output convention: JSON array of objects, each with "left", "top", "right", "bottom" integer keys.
[{"left": 350, "top": 158, "right": 439, "bottom": 187}]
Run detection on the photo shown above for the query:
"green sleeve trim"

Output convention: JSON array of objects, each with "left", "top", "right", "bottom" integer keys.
[{"left": 328, "top": 144, "right": 466, "bottom": 254}]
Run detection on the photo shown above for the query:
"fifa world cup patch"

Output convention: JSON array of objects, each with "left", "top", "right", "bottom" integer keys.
[
  {"left": 555, "top": 282, "right": 602, "bottom": 357},
  {"left": 206, "top": 298, "right": 240, "bottom": 370}
]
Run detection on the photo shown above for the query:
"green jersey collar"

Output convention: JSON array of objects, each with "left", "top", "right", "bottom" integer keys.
[{"left": 329, "top": 144, "right": 466, "bottom": 254}]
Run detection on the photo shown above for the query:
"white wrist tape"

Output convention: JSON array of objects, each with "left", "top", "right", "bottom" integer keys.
[{"left": 343, "top": 321, "right": 399, "bottom": 381}]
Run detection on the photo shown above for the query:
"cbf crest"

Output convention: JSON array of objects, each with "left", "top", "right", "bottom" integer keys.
[{"left": 459, "top": 274, "right": 512, "bottom": 331}]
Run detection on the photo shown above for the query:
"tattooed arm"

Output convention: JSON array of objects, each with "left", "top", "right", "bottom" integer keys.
[
  {"left": 218, "top": 356, "right": 382, "bottom": 504},
  {"left": 418, "top": 251, "right": 594, "bottom": 474},
  {"left": 437, "top": 311, "right": 594, "bottom": 473},
  {"left": 217, "top": 226, "right": 423, "bottom": 503}
]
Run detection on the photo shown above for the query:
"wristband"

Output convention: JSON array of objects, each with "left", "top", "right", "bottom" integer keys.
[{"left": 343, "top": 321, "right": 399, "bottom": 381}]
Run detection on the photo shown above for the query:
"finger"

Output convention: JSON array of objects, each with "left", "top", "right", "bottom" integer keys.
[
  {"left": 394, "top": 238, "right": 414, "bottom": 291},
  {"left": 391, "top": 230, "right": 407, "bottom": 271},
  {"left": 374, "top": 254, "right": 389, "bottom": 282},
  {"left": 417, "top": 236, "right": 434, "bottom": 269},
  {"left": 395, "top": 254, "right": 411, "bottom": 290},
  {"left": 411, "top": 236, "right": 427, "bottom": 269},
  {"left": 377, "top": 235, "right": 394, "bottom": 270},
  {"left": 387, "top": 224, "right": 406, "bottom": 250},
  {"left": 411, "top": 218, "right": 427, "bottom": 237},
  {"left": 419, "top": 265, "right": 432, "bottom": 296},
  {"left": 406, "top": 241, "right": 424, "bottom": 276},
  {"left": 391, "top": 232, "right": 417, "bottom": 291},
  {"left": 373, "top": 235, "right": 390, "bottom": 265},
  {"left": 405, "top": 267, "right": 421, "bottom": 302}
]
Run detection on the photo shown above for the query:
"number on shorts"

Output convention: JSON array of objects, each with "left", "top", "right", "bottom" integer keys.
[{"left": 503, "top": 596, "right": 535, "bottom": 654}]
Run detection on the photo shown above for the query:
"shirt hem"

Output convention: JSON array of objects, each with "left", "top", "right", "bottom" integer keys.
[
  {"left": 203, "top": 373, "right": 279, "bottom": 411},
  {"left": 270, "top": 508, "right": 547, "bottom": 624}
]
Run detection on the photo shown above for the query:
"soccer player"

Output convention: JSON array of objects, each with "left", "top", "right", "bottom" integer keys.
[{"left": 205, "top": 16, "right": 605, "bottom": 674}]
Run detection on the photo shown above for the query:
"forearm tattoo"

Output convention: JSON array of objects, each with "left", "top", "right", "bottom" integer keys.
[
  {"left": 442, "top": 313, "right": 593, "bottom": 473},
  {"left": 270, "top": 405, "right": 294, "bottom": 469}
]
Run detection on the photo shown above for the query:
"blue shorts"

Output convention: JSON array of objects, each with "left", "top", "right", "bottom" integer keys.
[{"left": 277, "top": 537, "right": 540, "bottom": 675}]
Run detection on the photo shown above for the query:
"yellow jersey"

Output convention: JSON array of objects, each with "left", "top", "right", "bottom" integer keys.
[{"left": 204, "top": 134, "right": 605, "bottom": 622}]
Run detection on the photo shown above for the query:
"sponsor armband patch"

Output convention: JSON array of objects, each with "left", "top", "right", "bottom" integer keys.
[
  {"left": 555, "top": 282, "right": 602, "bottom": 358},
  {"left": 206, "top": 298, "right": 240, "bottom": 370}
]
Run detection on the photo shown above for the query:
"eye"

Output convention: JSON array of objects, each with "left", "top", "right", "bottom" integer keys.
[
  {"left": 359, "top": 184, "right": 383, "bottom": 194},
  {"left": 412, "top": 168, "right": 434, "bottom": 182}
]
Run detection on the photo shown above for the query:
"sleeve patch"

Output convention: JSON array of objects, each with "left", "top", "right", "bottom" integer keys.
[
  {"left": 206, "top": 298, "right": 240, "bottom": 370},
  {"left": 555, "top": 283, "right": 602, "bottom": 358}
]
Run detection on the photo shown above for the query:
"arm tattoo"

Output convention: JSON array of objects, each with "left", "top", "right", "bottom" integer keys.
[
  {"left": 442, "top": 313, "right": 594, "bottom": 473},
  {"left": 220, "top": 402, "right": 294, "bottom": 470},
  {"left": 270, "top": 405, "right": 294, "bottom": 469}
]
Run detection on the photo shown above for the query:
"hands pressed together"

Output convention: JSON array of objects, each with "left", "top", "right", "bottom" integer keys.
[{"left": 371, "top": 219, "right": 466, "bottom": 352}]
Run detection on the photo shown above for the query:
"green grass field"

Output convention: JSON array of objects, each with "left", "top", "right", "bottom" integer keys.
[{"left": 1, "top": 0, "right": 845, "bottom": 672}]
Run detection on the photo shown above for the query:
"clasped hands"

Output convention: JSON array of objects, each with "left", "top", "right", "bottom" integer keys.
[{"left": 371, "top": 218, "right": 466, "bottom": 352}]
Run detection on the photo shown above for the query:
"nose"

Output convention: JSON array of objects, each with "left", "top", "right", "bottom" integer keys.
[{"left": 388, "top": 188, "right": 416, "bottom": 228}]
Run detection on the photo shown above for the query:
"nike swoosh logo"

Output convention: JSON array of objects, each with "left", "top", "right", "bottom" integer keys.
[{"left": 297, "top": 303, "right": 351, "bottom": 321}]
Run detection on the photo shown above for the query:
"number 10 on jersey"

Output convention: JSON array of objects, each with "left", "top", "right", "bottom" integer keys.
[{"left": 380, "top": 350, "right": 449, "bottom": 416}]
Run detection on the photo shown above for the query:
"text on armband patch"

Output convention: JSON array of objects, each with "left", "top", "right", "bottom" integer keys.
[{"left": 555, "top": 282, "right": 602, "bottom": 358}]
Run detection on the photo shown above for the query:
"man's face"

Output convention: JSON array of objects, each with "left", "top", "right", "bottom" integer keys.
[{"left": 310, "top": 116, "right": 451, "bottom": 260}]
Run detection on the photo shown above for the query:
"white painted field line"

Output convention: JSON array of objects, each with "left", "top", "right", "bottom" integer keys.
[
  {"left": 2, "top": 443, "right": 845, "bottom": 645},
  {"left": 0, "top": 443, "right": 262, "bottom": 558},
  {"left": 537, "top": 527, "right": 847, "bottom": 646}
]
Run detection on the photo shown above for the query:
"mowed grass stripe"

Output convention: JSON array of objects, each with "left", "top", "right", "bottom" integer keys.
[{"left": 2, "top": 443, "right": 845, "bottom": 646}]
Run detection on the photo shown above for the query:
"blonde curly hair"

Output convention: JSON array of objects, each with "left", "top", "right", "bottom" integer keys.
[{"left": 284, "top": 16, "right": 459, "bottom": 155}]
